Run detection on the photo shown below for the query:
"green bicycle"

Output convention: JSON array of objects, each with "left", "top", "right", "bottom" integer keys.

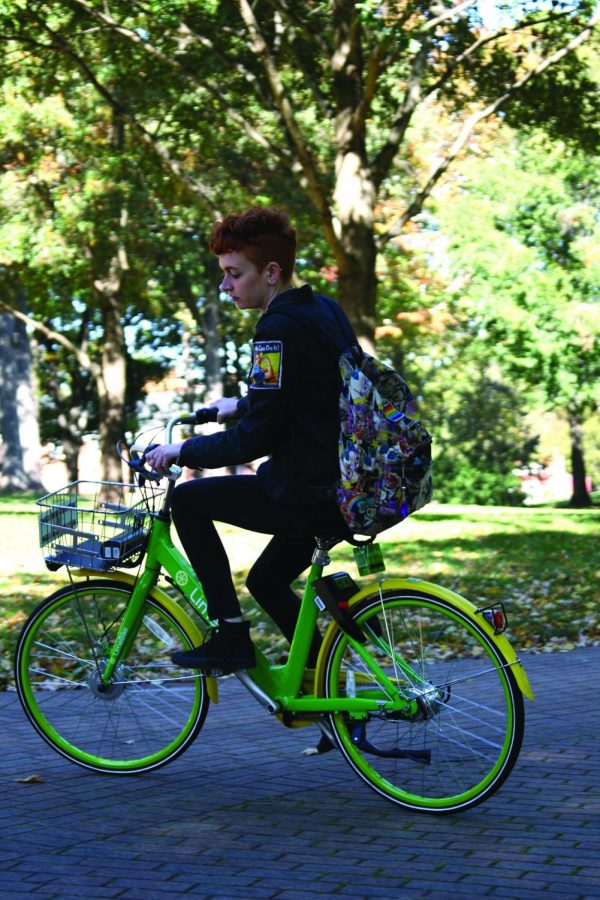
[{"left": 15, "top": 410, "right": 533, "bottom": 814}]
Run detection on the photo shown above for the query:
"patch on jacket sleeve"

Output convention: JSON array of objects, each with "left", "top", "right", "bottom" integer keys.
[{"left": 249, "top": 340, "right": 283, "bottom": 389}]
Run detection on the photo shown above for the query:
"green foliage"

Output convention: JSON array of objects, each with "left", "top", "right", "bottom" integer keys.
[
  {"left": 502, "top": 33, "right": 600, "bottom": 154},
  {"left": 428, "top": 128, "right": 599, "bottom": 494},
  {"left": 427, "top": 374, "right": 534, "bottom": 505},
  {"left": 0, "top": 0, "right": 598, "bottom": 498},
  {"left": 0, "top": 46, "right": 241, "bottom": 440}
]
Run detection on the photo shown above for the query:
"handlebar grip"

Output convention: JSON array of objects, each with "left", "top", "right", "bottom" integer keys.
[
  {"left": 180, "top": 407, "right": 219, "bottom": 425},
  {"left": 130, "top": 441, "right": 158, "bottom": 456}
]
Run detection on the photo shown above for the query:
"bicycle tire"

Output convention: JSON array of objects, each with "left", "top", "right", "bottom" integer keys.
[
  {"left": 322, "top": 588, "right": 524, "bottom": 813},
  {"left": 15, "top": 579, "right": 209, "bottom": 773}
]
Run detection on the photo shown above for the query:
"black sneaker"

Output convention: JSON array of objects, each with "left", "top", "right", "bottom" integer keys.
[{"left": 171, "top": 620, "right": 256, "bottom": 672}]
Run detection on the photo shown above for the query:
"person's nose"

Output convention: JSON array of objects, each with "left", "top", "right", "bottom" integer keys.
[{"left": 220, "top": 274, "right": 232, "bottom": 293}]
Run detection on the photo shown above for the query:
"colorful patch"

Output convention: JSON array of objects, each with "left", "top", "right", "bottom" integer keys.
[{"left": 249, "top": 340, "right": 283, "bottom": 389}]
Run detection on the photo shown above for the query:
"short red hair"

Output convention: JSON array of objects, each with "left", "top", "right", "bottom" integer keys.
[{"left": 208, "top": 207, "right": 297, "bottom": 282}]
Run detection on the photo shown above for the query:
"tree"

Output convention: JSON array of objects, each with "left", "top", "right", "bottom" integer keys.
[
  {"left": 0, "top": 54, "right": 236, "bottom": 482},
  {"left": 430, "top": 373, "right": 535, "bottom": 505},
  {"left": 2, "top": 0, "right": 597, "bottom": 348},
  {"left": 434, "top": 129, "right": 600, "bottom": 506},
  {"left": 1, "top": 1, "right": 599, "bottom": 497}
]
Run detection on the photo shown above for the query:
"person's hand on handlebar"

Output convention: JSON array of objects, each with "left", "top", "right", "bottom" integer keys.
[
  {"left": 142, "top": 402, "right": 234, "bottom": 475},
  {"left": 210, "top": 397, "right": 241, "bottom": 423},
  {"left": 145, "top": 442, "right": 184, "bottom": 475}
]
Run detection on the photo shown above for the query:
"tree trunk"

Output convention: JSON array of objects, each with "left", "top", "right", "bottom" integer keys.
[
  {"left": 14, "top": 293, "right": 44, "bottom": 491},
  {"left": 0, "top": 309, "right": 44, "bottom": 492},
  {"left": 173, "top": 258, "right": 224, "bottom": 408},
  {"left": 568, "top": 408, "right": 591, "bottom": 507},
  {"left": 202, "top": 257, "right": 224, "bottom": 405},
  {"left": 0, "top": 313, "right": 28, "bottom": 491},
  {"left": 90, "top": 111, "right": 129, "bottom": 487},
  {"left": 63, "top": 437, "right": 82, "bottom": 483},
  {"left": 39, "top": 322, "right": 91, "bottom": 484},
  {"left": 331, "top": 1, "right": 378, "bottom": 352},
  {"left": 336, "top": 214, "right": 377, "bottom": 353},
  {"left": 172, "top": 265, "right": 227, "bottom": 476},
  {"left": 94, "top": 266, "right": 127, "bottom": 485}
]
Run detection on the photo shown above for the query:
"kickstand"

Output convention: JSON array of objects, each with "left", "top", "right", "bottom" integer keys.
[{"left": 302, "top": 720, "right": 337, "bottom": 756}]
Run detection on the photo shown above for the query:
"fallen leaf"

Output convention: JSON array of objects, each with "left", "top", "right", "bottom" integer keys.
[{"left": 15, "top": 774, "right": 44, "bottom": 784}]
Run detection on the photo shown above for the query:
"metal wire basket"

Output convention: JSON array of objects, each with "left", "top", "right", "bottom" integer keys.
[{"left": 36, "top": 480, "right": 165, "bottom": 572}]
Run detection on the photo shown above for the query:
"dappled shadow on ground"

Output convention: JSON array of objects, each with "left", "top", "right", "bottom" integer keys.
[
  {"left": 377, "top": 528, "right": 598, "bottom": 652},
  {"left": 380, "top": 528, "right": 597, "bottom": 559},
  {"left": 407, "top": 508, "right": 598, "bottom": 529}
]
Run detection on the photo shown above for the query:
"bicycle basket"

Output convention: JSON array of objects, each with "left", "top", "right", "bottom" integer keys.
[{"left": 36, "top": 480, "right": 165, "bottom": 572}]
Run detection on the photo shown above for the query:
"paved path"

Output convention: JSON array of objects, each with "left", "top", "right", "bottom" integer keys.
[{"left": 1, "top": 647, "right": 599, "bottom": 899}]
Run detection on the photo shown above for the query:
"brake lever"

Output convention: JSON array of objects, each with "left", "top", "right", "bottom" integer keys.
[
  {"left": 129, "top": 456, "right": 163, "bottom": 485},
  {"left": 123, "top": 408, "right": 217, "bottom": 485}
]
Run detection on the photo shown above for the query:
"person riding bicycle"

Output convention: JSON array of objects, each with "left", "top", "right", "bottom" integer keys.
[{"left": 145, "top": 207, "right": 356, "bottom": 674}]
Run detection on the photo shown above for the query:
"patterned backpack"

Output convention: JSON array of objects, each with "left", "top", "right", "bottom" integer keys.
[
  {"left": 276, "top": 294, "right": 433, "bottom": 537},
  {"left": 335, "top": 345, "right": 433, "bottom": 536}
]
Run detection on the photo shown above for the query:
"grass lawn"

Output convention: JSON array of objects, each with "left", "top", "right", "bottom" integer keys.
[{"left": 1, "top": 493, "right": 598, "bottom": 688}]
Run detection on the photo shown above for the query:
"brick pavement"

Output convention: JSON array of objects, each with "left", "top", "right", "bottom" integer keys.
[{"left": 1, "top": 647, "right": 599, "bottom": 899}]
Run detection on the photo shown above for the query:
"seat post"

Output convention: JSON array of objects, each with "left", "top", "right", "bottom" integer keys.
[{"left": 312, "top": 536, "right": 339, "bottom": 566}]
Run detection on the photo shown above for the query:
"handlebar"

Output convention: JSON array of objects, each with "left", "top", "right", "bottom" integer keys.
[
  {"left": 124, "top": 407, "right": 219, "bottom": 484},
  {"left": 170, "top": 406, "right": 218, "bottom": 434}
]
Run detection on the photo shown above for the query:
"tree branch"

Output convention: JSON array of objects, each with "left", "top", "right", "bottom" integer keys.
[
  {"left": 377, "top": 6, "right": 600, "bottom": 248},
  {"left": 370, "top": 39, "right": 431, "bottom": 190},
  {"left": 419, "top": 0, "right": 478, "bottom": 32},
  {"left": 371, "top": 4, "right": 589, "bottom": 189},
  {"left": 29, "top": 14, "right": 221, "bottom": 216},
  {"left": 0, "top": 302, "right": 100, "bottom": 378},
  {"left": 236, "top": 0, "right": 344, "bottom": 263},
  {"left": 353, "top": 41, "right": 387, "bottom": 133},
  {"left": 268, "top": 3, "right": 333, "bottom": 119},
  {"left": 268, "top": 0, "right": 332, "bottom": 56},
  {"left": 424, "top": 7, "right": 581, "bottom": 100},
  {"left": 65, "top": 0, "right": 290, "bottom": 165}
]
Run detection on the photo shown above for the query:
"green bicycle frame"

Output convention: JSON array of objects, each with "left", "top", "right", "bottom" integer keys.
[{"left": 96, "top": 513, "right": 416, "bottom": 719}]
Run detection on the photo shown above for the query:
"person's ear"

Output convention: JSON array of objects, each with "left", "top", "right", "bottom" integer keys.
[{"left": 266, "top": 262, "right": 281, "bottom": 285}]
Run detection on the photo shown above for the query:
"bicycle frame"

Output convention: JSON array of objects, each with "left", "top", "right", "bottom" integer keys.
[
  {"left": 93, "top": 514, "right": 418, "bottom": 719},
  {"left": 91, "top": 411, "right": 531, "bottom": 722}
]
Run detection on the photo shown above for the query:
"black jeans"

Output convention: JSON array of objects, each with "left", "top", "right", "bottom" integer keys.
[{"left": 170, "top": 475, "right": 347, "bottom": 660}]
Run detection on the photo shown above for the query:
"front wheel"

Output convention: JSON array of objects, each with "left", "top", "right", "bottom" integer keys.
[
  {"left": 15, "top": 579, "right": 209, "bottom": 773},
  {"left": 321, "top": 588, "right": 524, "bottom": 813}
]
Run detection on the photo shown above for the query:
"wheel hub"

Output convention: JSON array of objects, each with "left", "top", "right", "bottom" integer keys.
[
  {"left": 407, "top": 683, "right": 450, "bottom": 720},
  {"left": 86, "top": 663, "right": 126, "bottom": 701}
]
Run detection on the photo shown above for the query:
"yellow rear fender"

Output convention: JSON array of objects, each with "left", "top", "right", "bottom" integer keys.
[
  {"left": 73, "top": 570, "right": 219, "bottom": 703},
  {"left": 316, "top": 576, "right": 533, "bottom": 701}
]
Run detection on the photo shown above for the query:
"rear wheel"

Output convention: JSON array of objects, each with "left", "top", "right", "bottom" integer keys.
[
  {"left": 322, "top": 588, "right": 524, "bottom": 813},
  {"left": 15, "top": 579, "right": 209, "bottom": 773}
]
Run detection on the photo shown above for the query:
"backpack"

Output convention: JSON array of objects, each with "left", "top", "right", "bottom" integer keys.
[
  {"left": 276, "top": 295, "right": 433, "bottom": 537},
  {"left": 336, "top": 345, "right": 433, "bottom": 536}
]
